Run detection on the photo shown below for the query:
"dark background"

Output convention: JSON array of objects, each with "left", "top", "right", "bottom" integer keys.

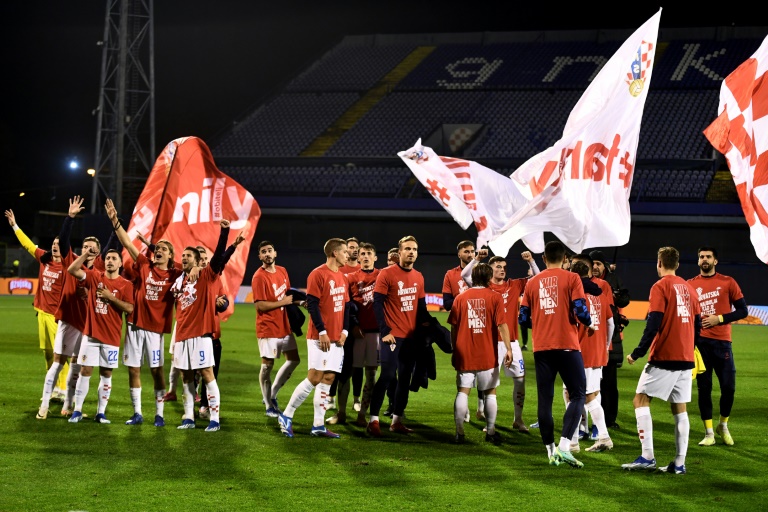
[
  {"left": 1, "top": 3, "right": 764, "bottom": 301},
  {"left": 1, "top": 3, "right": 759, "bottom": 215}
]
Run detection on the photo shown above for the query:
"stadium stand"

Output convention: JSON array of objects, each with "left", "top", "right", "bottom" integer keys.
[{"left": 211, "top": 28, "right": 765, "bottom": 211}]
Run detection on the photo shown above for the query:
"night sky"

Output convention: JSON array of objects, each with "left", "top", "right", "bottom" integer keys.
[{"left": 1, "top": 2, "right": 761, "bottom": 221}]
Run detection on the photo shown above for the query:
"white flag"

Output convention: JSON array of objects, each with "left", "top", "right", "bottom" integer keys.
[
  {"left": 400, "top": 9, "right": 661, "bottom": 256},
  {"left": 703, "top": 35, "right": 768, "bottom": 264}
]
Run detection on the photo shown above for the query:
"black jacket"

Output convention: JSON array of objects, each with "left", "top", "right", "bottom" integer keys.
[
  {"left": 285, "top": 288, "right": 307, "bottom": 337},
  {"left": 409, "top": 316, "right": 452, "bottom": 392}
]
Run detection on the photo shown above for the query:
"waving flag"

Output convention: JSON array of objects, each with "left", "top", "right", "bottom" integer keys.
[
  {"left": 703, "top": 35, "right": 768, "bottom": 264},
  {"left": 124, "top": 136, "right": 261, "bottom": 320},
  {"left": 400, "top": 9, "right": 661, "bottom": 255}
]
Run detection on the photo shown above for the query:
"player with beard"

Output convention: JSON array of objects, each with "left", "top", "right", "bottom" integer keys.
[
  {"left": 252, "top": 240, "right": 303, "bottom": 418},
  {"left": 172, "top": 220, "right": 235, "bottom": 432},
  {"left": 688, "top": 246, "right": 747, "bottom": 447},
  {"left": 367, "top": 235, "right": 429, "bottom": 437},
  {"left": 67, "top": 247, "right": 134, "bottom": 424}
]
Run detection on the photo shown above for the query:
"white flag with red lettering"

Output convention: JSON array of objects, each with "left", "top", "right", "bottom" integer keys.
[
  {"left": 398, "top": 140, "right": 533, "bottom": 249},
  {"left": 703, "top": 35, "right": 768, "bottom": 264},
  {"left": 125, "top": 136, "right": 261, "bottom": 320},
  {"left": 400, "top": 9, "right": 661, "bottom": 255}
]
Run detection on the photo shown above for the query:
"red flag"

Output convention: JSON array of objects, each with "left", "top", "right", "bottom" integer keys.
[
  {"left": 703, "top": 35, "right": 768, "bottom": 264},
  {"left": 124, "top": 136, "right": 261, "bottom": 319}
]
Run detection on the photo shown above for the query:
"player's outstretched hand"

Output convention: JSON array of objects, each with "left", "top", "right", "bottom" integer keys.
[{"left": 69, "top": 196, "right": 85, "bottom": 218}]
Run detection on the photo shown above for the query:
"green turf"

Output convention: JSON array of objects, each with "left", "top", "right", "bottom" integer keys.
[{"left": 1, "top": 295, "right": 765, "bottom": 511}]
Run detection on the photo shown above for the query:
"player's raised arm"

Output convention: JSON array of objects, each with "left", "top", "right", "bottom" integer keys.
[{"left": 105, "top": 198, "right": 139, "bottom": 260}]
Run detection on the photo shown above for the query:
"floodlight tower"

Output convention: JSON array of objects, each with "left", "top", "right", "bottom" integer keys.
[{"left": 91, "top": 0, "right": 156, "bottom": 216}]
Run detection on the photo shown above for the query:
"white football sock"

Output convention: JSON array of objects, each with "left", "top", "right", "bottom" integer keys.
[
  {"left": 586, "top": 398, "right": 608, "bottom": 439},
  {"left": 130, "top": 387, "right": 142, "bottom": 415},
  {"left": 40, "top": 361, "right": 63, "bottom": 410},
  {"left": 284, "top": 378, "right": 314, "bottom": 418},
  {"left": 674, "top": 411, "right": 689, "bottom": 466},
  {"left": 155, "top": 388, "right": 165, "bottom": 417},
  {"left": 313, "top": 382, "right": 331, "bottom": 427},
  {"left": 272, "top": 360, "right": 300, "bottom": 399},
  {"left": 454, "top": 392, "right": 468, "bottom": 435},
  {"left": 182, "top": 380, "right": 196, "bottom": 420},
  {"left": 205, "top": 379, "right": 220, "bottom": 422},
  {"left": 97, "top": 375, "right": 112, "bottom": 415},
  {"left": 484, "top": 393, "right": 498, "bottom": 435},
  {"left": 74, "top": 375, "right": 90, "bottom": 412},
  {"left": 635, "top": 406, "right": 654, "bottom": 460},
  {"left": 513, "top": 376, "right": 525, "bottom": 424},
  {"left": 259, "top": 362, "right": 274, "bottom": 408}
]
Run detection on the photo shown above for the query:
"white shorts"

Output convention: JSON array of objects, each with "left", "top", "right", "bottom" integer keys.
[
  {"left": 123, "top": 323, "right": 165, "bottom": 368},
  {"left": 498, "top": 340, "right": 525, "bottom": 378},
  {"left": 258, "top": 334, "right": 298, "bottom": 360},
  {"left": 53, "top": 320, "right": 84, "bottom": 358},
  {"left": 636, "top": 364, "right": 692, "bottom": 403},
  {"left": 173, "top": 336, "right": 215, "bottom": 370},
  {"left": 77, "top": 336, "right": 120, "bottom": 369},
  {"left": 457, "top": 367, "right": 499, "bottom": 392},
  {"left": 306, "top": 339, "right": 344, "bottom": 373},
  {"left": 353, "top": 332, "right": 380, "bottom": 368},
  {"left": 562, "top": 367, "right": 602, "bottom": 394}
]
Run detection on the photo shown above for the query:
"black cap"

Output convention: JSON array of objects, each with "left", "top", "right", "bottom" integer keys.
[{"left": 589, "top": 250, "right": 607, "bottom": 266}]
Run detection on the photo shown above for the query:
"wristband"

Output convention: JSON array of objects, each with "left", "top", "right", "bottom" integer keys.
[
  {"left": 718, "top": 315, "right": 724, "bottom": 324},
  {"left": 12, "top": 224, "right": 20, "bottom": 232},
  {"left": 319, "top": 330, "right": 328, "bottom": 337},
  {"left": 113, "top": 223, "right": 121, "bottom": 231},
  {"left": 341, "top": 329, "right": 349, "bottom": 337}
]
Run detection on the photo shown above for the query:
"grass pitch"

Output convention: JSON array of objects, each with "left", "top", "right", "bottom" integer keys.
[{"left": 1, "top": 296, "right": 765, "bottom": 511}]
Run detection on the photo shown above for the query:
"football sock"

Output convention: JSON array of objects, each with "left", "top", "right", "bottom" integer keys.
[
  {"left": 635, "top": 406, "right": 654, "bottom": 460},
  {"left": 546, "top": 443, "right": 557, "bottom": 457},
  {"left": 74, "top": 375, "right": 91, "bottom": 412},
  {"left": 484, "top": 393, "right": 498, "bottom": 435},
  {"left": 66, "top": 363, "right": 82, "bottom": 408},
  {"left": 673, "top": 411, "right": 689, "bottom": 466},
  {"left": 205, "top": 379, "right": 220, "bottom": 422},
  {"left": 454, "top": 392, "right": 468, "bottom": 435},
  {"left": 513, "top": 376, "right": 525, "bottom": 424},
  {"left": 477, "top": 389, "right": 485, "bottom": 415},
  {"left": 284, "top": 378, "right": 314, "bottom": 418},
  {"left": 259, "top": 362, "right": 273, "bottom": 408},
  {"left": 98, "top": 375, "right": 112, "bottom": 415},
  {"left": 586, "top": 398, "right": 608, "bottom": 438},
  {"left": 313, "top": 382, "right": 331, "bottom": 427},
  {"left": 41, "top": 361, "right": 63, "bottom": 410},
  {"left": 182, "top": 380, "right": 196, "bottom": 420},
  {"left": 704, "top": 418, "right": 714, "bottom": 436},
  {"left": 168, "top": 365, "right": 180, "bottom": 394},
  {"left": 271, "top": 360, "right": 299, "bottom": 399},
  {"left": 155, "top": 388, "right": 165, "bottom": 416},
  {"left": 558, "top": 436, "right": 572, "bottom": 452},
  {"left": 719, "top": 415, "right": 729, "bottom": 426},
  {"left": 130, "top": 387, "right": 142, "bottom": 415}
]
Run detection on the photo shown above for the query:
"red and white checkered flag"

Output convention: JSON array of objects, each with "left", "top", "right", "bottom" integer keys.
[{"left": 703, "top": 35, "right": 768, "bottom": 264}]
